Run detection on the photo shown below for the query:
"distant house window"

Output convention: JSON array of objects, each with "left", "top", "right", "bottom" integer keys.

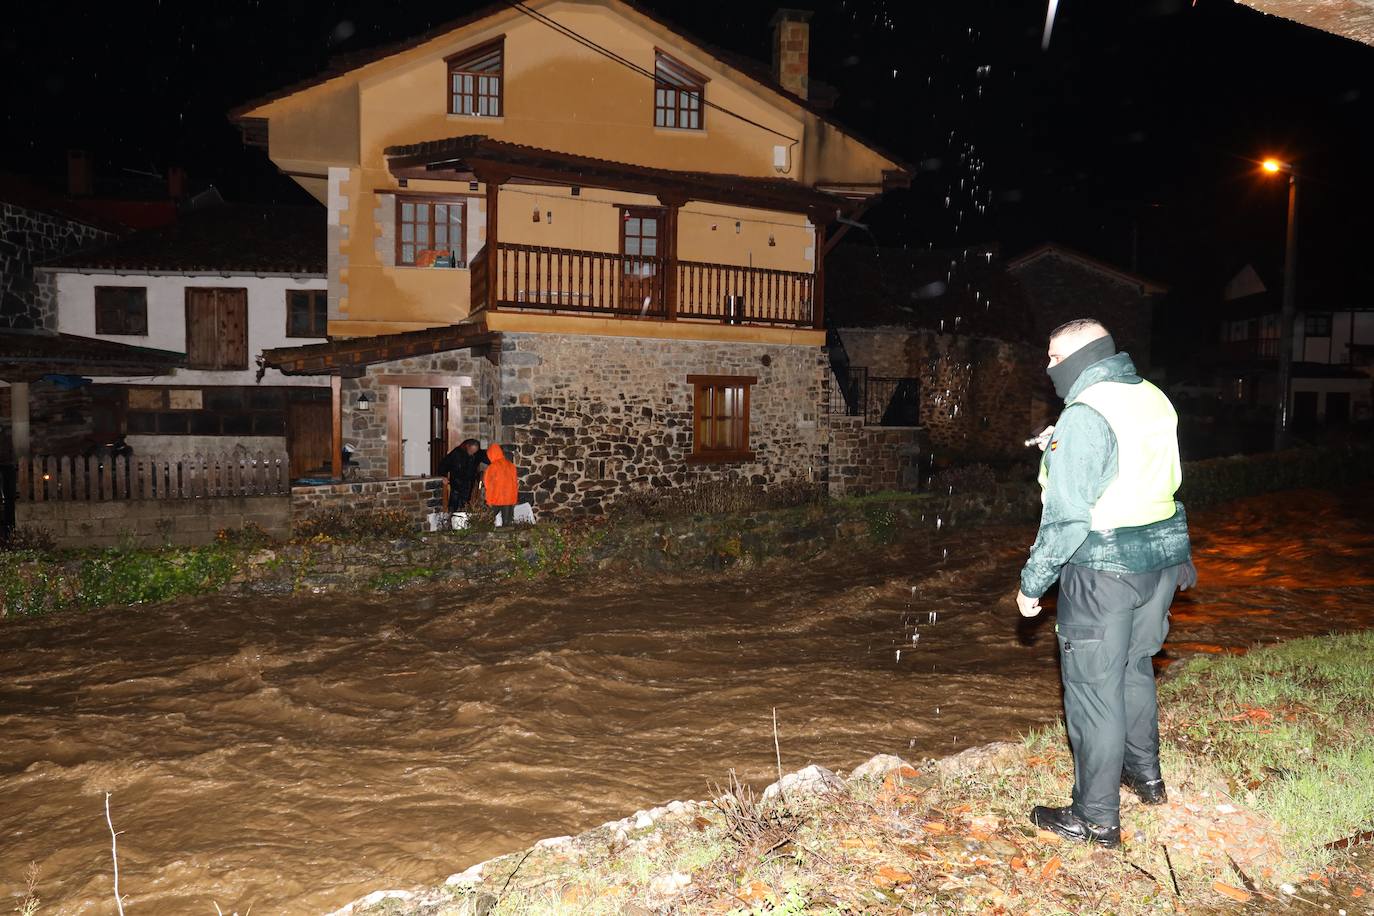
[
  {"left": 688, "top": 374, "right": 754, "bottom": 461},
  {"left": 185, "top": 288, "right": 248, "bottom": 370},
  {"left": 448, "top": 39, "right": 503, "bottom": 116},
  {"left": 1305, "top": 313, "right": 1333, "bottom": 337},
  {"left": 396, "top": 197, "right": 466, "bottom": 267},
  {"left": 654, "top": 51, "right": 705, "bottom": 130},
  {"left": 95, "top": 286, "right": 148, "bottom": 335},
  {"left": 286, "top": 289, "right": 328, "bottom": 337}
]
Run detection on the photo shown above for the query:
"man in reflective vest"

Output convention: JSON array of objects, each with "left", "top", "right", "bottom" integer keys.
[{"left": 1016, "top": 318, "right": 1196, "bottom": 848}]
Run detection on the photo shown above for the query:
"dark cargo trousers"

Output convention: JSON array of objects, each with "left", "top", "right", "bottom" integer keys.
[{"left": 1055, "top": 562, "right": 1183, "bottom": 828}]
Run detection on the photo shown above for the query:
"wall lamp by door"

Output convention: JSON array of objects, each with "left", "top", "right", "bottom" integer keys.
[{"left": 357, "top": 392, "right": 372, "bottom": 412}]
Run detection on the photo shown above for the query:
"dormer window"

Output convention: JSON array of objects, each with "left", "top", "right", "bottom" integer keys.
[
  {"left": 654, "top": 50, "right": 705, "bottom": 130},
  {"left": 448, "top": 38, "right": 503, "bottom": 117}
]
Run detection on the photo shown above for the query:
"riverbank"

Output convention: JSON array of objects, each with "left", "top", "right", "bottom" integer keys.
[
  {"left": 3, "top": 445, "right": 1370, "bottom": 621},
  {"left": 334, "top": 631, "right": 1374, "bottom": 916}
]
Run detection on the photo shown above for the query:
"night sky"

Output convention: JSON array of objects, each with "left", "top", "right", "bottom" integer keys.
[{"left": 3, "top": 0, "right": 1372, "bottom": 349}]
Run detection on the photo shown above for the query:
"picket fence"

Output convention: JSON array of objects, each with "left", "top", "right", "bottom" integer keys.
[{"left": 16, "top": 452, "right": 290, "bottom": 502}]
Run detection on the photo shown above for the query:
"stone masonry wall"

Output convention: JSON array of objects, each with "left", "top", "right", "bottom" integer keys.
[
  {"left": 1009, "top": 255, "right": 1156, "bottom": 373},
  {"left": 17, "top": 496, "right": 290, "bottom": 548},
  {"left": 495, "top": 333, "right": 834, "bottom": 516},
  {"left": 291, "top": 477, "right": 445, "bottom": 532},
  {"left": 827, "top": 416, "right": 923, "bottom": 497},
  {"left": 342, "top": 348, "right": 498, "bottom": 478},
  {"left": 0, "top": 201, "right": 113, "bottom": 329},
  {"left": 838, "top": 327, "right": 1042, "bottom": 461}
]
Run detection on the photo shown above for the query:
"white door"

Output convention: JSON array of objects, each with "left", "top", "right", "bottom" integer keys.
[{"left": 400, "top": 387, "right": 432, "bottom": 476}]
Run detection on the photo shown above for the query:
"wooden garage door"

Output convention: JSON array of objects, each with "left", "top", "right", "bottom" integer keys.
[
  {"left": 186, "top": 288, "right": 248, "bottom": 370},
  {"left": 288, "top": 401, "right": 333, "bottom": 477}
]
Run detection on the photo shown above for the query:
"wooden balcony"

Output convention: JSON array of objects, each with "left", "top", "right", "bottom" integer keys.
[{"left": 470, "top": 242, "right": 818, "bottom": 328}]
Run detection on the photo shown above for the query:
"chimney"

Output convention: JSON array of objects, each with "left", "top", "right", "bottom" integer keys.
[
  {"left": 67, "top": 149, "right": 93, "bottom": 197},
  {"left": 167, "top": 166, "right": 188, "bottom": 201},
  {"left": 771, "top": 9, "right": 812, "bottom": 100}
]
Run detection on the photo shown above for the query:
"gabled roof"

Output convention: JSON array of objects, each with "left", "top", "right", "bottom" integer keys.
[
  {"left": 826, "top": 246, "right": 1039, "bottom": 343},
  {"left": 260, "top": 323, "right": 496, "bottom": 376},
  {"left": 229, "top": 0, "right": 913, "bottom": 176},
  {"left": 1006, "top": 243, "right": 1168, "bottom": 295},
  {"left": 386, "top": 135, "right": 866, "bottom": 215},
  {"left": 38, "top": 204, "right": 325, "bottom": 276},
  {"left": 0, "top": 330, "right": 184, "bottom": 381}
]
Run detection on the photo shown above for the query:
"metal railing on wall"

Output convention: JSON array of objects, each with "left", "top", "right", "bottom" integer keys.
[{"left": 15, "top": 452, "right": 289, "bottom": 502}]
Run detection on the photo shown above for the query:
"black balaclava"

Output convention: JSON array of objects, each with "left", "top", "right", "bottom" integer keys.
[{"left": 1047, "top": 334, "right": 1116, "bottom": 399}]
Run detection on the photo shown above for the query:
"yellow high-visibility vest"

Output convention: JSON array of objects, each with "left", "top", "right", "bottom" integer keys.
[{"left": 1039, "top": 379, "right": 1181, "bottom": 531}]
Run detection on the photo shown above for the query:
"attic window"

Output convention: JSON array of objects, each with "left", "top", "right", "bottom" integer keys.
[
  {"left": 654, "top": 50, "right": 705, "bottom": 130},
  {"left": 448, "top": 38, "right": 503, "bottom": 117}
]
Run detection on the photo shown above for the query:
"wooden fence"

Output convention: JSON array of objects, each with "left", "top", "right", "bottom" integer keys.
[{"left": 15, "top": 452, "right": 289, "bottom": 502}]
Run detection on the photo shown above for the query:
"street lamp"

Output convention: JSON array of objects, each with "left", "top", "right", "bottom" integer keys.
[{"left": 1260, "top": 157, "right": 1298, "bottom": 450}]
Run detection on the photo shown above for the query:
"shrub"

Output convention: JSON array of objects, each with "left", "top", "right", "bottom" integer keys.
[
  {"left": 614, "top": 478, "right": 824, "bottom": 521},
  {"left": 927, "top": 462, "right": 997, "bottom": 496},
  {"left": 0, "top": 525, "right": 57, "bottom": 553},
  {"left": 215, "top": 521, "right": 277, "bottom": 549},
  {"left": 293, "top": 508, "right": 419, "bottom": 541}
]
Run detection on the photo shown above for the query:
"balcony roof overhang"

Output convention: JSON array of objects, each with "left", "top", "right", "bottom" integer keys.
[
  {"left": 259, "top": 322, "right": 496, "bottom": 376},
  {"left": 0, "top": 330, "right": 185, "bottom": 382},
  {"left": 385, "top": 135, "right": 877, "bottom": 223}
]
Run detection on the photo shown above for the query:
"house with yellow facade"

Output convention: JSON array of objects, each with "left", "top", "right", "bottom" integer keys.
[{"left": 241, "top": 0, "right": 918, "bottom": 515}]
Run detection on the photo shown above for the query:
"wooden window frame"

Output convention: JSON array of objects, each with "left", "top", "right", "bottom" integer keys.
[
  {"left": 395, "top": 195, "right": 468, "bottom": 268},
  {"left": 446, "top": 37, "right": 504, "bottom": 117},
  {"left": 285, "top": 289, "right": 329, "bottom": 338},
  {"left": 654, "top": 49, "right": 706, "bottom": 131},
  {"left": 94, "top": 286, "right": 148, "bottom": 336},
  {"left": 687, "top": 374, "right": 755, "bottom": 463}
]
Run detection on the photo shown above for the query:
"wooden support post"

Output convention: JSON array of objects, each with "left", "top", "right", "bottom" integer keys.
[
  {"left": 11, "top": 381, "right": 30, "bottom": 457},
  {"left": 658, "top": 194, "right": 686, "bottom": 322},
  {"left": 477, "top": 170, "right": 507, "bottom": 311},
  {"left": 330, "top": 374, "right": 343, "bottom": 481},
  {"left": 813, "top": 222, "right": 827, "bottom": 330}
]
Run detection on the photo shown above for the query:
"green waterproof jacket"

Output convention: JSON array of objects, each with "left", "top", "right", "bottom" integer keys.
[{"left": 1019, "top": 352, "right": 1192, "bottom": 598}]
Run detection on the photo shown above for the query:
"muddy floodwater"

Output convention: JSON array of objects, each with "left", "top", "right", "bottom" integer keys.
[{"left": 3, "top": 489, "right": 1373, "bottom": 914}]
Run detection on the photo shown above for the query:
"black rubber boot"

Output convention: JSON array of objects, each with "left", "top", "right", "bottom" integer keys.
[
  {"left": 1029, "top": 805, "right": 1121, "bottom": 848},
  {"left": 1121, "top": 772, "right": 1168, "bottom": 805}
]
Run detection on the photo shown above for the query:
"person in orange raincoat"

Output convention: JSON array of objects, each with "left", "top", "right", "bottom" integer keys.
[{"left": 482, "top": 443, "right": 519, "bottom": 526}]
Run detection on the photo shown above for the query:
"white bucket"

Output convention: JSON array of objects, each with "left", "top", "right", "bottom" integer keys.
[
  {"left": 513, "top": 502, "right": 536, "bottom": 525},
  {"left": 451, "top": 512, "right": 470, "bottom": 531}
]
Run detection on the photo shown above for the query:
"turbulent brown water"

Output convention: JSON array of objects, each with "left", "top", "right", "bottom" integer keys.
[{"left": 3, "top": 489, "right": 1373, "bottom": 914}]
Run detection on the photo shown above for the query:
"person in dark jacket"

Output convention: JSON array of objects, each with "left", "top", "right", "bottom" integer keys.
[
  {"left": 1017, "top": 318, "right": 1196, "bottom": 849},
  {"left": 436, "top": 438, "right": 489, "bottom": 511}
]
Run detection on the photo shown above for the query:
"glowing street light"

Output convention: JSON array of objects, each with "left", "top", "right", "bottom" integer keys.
[{"left": 1260, "top": 156, "right": 1299, "bottom": 450}]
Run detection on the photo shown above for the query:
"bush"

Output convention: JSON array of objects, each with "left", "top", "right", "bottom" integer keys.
[
  {"left": 1179, "top": 445, "right": 1374, "bottom": 508},
  {"left": 927, "top": 463, "right": 997, "bottom": 496},
  {"left": 215, "top": 521, "right": 277, "bottom": 549},
  {"left": 0, "top": 525, "right": 56, "bottom": 553},
  {"left": 614, "top": 478, "right": 824, "bottom": 521},
  {"left": 293, "top": 508, "right": 419, "bottom": 541}
]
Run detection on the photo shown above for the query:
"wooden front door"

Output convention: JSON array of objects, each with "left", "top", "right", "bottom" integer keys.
[
  {"left": 185, "top": 288, "right": 248, "bottom": 370},
  {"left": 287, "top": 401, "right": 332, "bottom": 478},
  {"left": 429, "top": 388, "right": 449, "bottom": 476},
  {"left": 620, "top": 207, "right": 663, "bottom": 317}
]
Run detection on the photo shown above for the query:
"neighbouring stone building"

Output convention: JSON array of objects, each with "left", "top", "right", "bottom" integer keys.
[
  {"left": 1006, "top": 243, "right": 1166, "bottom": 374},
  {"left": 826, "top": 245, "right": 1048, "bottom": 463}
]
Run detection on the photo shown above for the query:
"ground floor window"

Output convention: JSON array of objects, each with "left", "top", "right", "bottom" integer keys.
[{"left": 688, "top": 374, "right": 755, "bottom": 462}]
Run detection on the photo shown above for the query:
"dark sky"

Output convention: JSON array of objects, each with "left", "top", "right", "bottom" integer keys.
[{"left": 2, "top": 0, "right": 1372, "bottom": 317}]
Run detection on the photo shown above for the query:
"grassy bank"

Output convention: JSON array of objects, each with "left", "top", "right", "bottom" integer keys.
[{"left": 349, "top": 632, "right": 1374, "bottom": 915}]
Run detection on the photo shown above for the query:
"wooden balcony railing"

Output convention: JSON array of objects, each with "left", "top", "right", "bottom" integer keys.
[
  {"left": 472, "top": 242, "right": 816, "bottom": 328},
  {"left": 16, "top": 452, "right": 289, "bottom": 501}
]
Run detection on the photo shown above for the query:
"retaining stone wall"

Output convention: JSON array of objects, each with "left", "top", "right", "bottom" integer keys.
[
  {"left": 17, "top": 496, "right": 290, "bottom": 548},
  {"left": 292, "top": 476, "right": 445, "bottom": 531},
  {"left": 0, "top": 202, "right": 113, "bottom": 329},
  {"left": 828, "top": 417, "right": 923, "bottom": 496},
  {"left": 495, "top": 332, "right": 834, "bottom": 516}
]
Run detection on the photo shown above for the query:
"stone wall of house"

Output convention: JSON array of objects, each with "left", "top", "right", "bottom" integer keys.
[
  {"left": 827, "top": 416, "right": 923, "bottom": 497},
  {"left": 291, "top": 477, "right": 445, "bottom": 531},
  {"left": 0, "top": 202, "right": 113, "bottom": 329},
  {"left": 16, "top": 496, "right": 291, "bottom": 548},
  {"left": 341, "top": 348, "right": 499, "bottom": 478},
  {"left": 1010, "top": 256, "right": 1156, "bottom": 373},
  {"left": 837, "top": 327, "right": 1042, "bottom": 461},
  {"left": 494, "top": 332, "right": 834, "bottom": 516}
]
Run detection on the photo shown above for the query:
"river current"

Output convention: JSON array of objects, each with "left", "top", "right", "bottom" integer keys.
[{"left": 2, "top": 489, "right": 1372, "bottom": 913}]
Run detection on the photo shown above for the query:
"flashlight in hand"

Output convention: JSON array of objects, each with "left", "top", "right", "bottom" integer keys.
[{"left": 1024, "top": 425, "right": 1054, "bottom": 450}]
